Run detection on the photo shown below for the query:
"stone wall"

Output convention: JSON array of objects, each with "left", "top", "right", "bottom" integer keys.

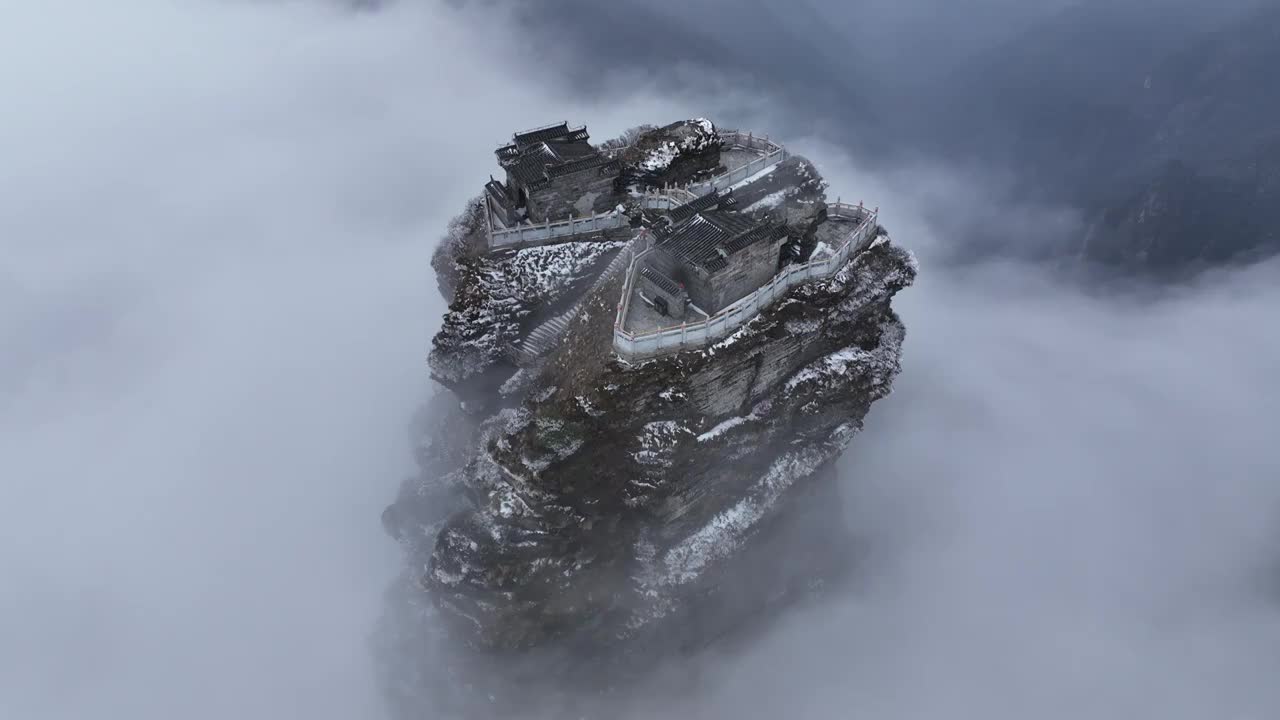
[
  {"left": 649, "top": 235, "right": 785, "bottom": 314},
  {"left": 614, "top": 206, "right": 881, "bottom": 360},
  {"left": 526, "top": 166, "right": 620, "bottom": 224},
  {"left": 647, "top": 246, "right": 712, "bottom": 311},
  {"left": 485, "top": 182, "right": 521, "bottom": 228},
  {"left": 644, "top": 246, "right": 681, "bottom": 282},
  {"left": 638, "top": 272, "right": 689, "bottom": 320},
  {"left": 701, "top": 236, "right": 786, "bottom": 312}
]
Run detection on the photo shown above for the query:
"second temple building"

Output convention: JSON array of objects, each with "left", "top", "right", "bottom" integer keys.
[
  {"left": 486, "top": 122, "right": 623, "bottom": 226},
  {"left": 637, "top": 192, "right": 788, "bottom": 319}
]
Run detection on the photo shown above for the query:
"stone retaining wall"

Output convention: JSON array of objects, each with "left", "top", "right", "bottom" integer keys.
[{"left": 614, "top": 204, "right": 879, "bottom": 360}]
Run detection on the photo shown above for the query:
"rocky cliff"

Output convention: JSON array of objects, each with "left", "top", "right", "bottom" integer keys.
[
  {"left": 919, "top": 2, "right": 1280, "bottom": 275},
  {"left": 378, "top": 119, "right": 916, "bottom": 717}
]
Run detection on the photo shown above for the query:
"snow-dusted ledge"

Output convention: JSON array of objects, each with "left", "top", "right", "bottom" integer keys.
[
  {"left": 687, "top": 130, "right": 789, "bottom": 197},
  {"left": 484, "top": 200, "right": 629, "bottom": 250},
  {"left": 613, "top": 203, "right": 880, "bottom": 361}
]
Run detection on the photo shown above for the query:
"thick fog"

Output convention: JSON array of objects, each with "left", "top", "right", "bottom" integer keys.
[
  {"left": 618, "top": 147, "right": 1280, "bottom": 718},
  {"left": 592, "top": 141, "right": 1280, "bottom": 718},
  {"left": 0, "top": 2, "right": 692, "bottom": 717},
  {"left": 3, "top": 2, "right": 1279, "bottom": 719}
]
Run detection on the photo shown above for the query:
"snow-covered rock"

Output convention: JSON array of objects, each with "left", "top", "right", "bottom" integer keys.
[
  {"left": 428, "top": 239, "right": 625, "bottom": 387},
  {"left": 382, "top": 117, "right": 916, "bottom": 719},
  {"left": 418, "top": 234, "right": 914, "bottom": 652},
  {"left": 621, "top": 118, "right": 723, "bottom": 188}
]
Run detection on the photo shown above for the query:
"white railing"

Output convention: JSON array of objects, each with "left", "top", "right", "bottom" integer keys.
[
  {"left": 690, "top": 145, "right": 788, "bottom": 196},
  {"left": 482, "top": 129, "right": 785, "bottom": 251},
  {"left": 641, "top": 130, "right": 789, "bottom": 199},
  {"left": 614, "top": 242, "right": 651, "bottom": 344},
  {"left": 636, "top": 187, "right": 699, "bottom": 211},
  {"left": 613, "top": 204, "right": 879, "bottom": 360},
  {"left": 483, "top": 185, "right": 701, "bottom": 250},
  {"left": 485, "top": 201, "right": 629, "bottom": 250},
  {"left": 682, "top": 130, "right": 788, "bottom": 197},
  {"left": 718, "top": 130, "right": 784, "bottom": 155}
]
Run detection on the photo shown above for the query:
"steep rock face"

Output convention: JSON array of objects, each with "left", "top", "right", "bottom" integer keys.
[
  {"left": 1083, "top": 150, "right": 1280, "bottom": 275},
  {"left": 617, "top": 118, "right": 722, "bottom": 188},
  {"left": 385, "top": 118, "right": 915, "bottom": 716},
  {"left": 924, "top": 2, "right": 1280, "bottom": 274},
  {"left": 418, "top": 238, "right": 913, "bottom": 650},
  {"left": 426, "top": 118, "right": 728, "bottom": 397},
  {"left": 429, "top": 196, "right": 487, "bottom": 302},
  {"left": 427, "top": 237, "right": 627, "bottom": 396},
  {"left": 1074, "top": 7, "right": 1280, "bottom": 274}
]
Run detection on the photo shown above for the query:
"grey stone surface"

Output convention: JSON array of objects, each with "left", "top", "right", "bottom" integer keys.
[
  {"left": 525, "top": 165, "right": 620, "bottom": 223},
  {"left": 389, "top": 118, "right": 915, "bottom": 719}
]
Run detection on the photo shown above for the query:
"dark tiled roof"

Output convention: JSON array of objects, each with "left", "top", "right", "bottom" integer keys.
[
  {"left": 723, "top": 223, "right": 783, "bottom": 253},
  {"left": 499, "top": 133, "right": 614, "bottom": 190},
  {"left": 504, "top": 143, "right": 558, "bottom": 188},
  {"left": 640, "top": 265, "right": 685, "bottom": 297},
  {"left": 498, "top": 122, "right": 590, "bottom": 154},
  {"left": 547, "top": 141, "right": 599, "bottom": 161},
  {"left": 655, "top": 210, "right": 784, "bottom": 273},
  {"left": 485, "top": 179, "right": 514, "bottom": 210},
  {"left": 667, "top": 190, "right": 737, "bottom": 224},
  {"left": 546, "top": 153, "right": 617, "bottom": 178},
  {"left": 512, "top": 122, "right": 575, "bottom": 147},
  {"left": 497, "top": 123, "right": 579, "bottom": 160}
]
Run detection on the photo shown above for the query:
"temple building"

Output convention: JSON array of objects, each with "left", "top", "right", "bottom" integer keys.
[
  {"left": 640, "top": 192, "right": 788, "bottom": 316},
  {"left": 485, "top": 122, "right": 622, "bottom": 226}
]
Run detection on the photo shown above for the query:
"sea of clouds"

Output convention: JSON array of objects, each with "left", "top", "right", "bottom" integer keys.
[{"left": 3, "top": 2, "right": 1277, "bottom": 719}]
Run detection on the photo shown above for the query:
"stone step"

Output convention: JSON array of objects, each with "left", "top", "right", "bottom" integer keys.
[
  {"left": 518, "top": 308, "right": 577, "bottom": 361},
  {"left": 514, "top": 241, "right": 639, "bottom": 366}
]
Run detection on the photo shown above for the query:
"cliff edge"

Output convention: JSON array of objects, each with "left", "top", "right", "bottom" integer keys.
[{"left": 378, "top": 118, "right": 916, "bottom": 717}]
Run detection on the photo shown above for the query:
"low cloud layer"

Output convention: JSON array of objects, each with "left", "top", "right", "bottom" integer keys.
[
  {"left": 620, "top": 255, "right": 1280, "bottom": 719},
  {"left": 1, "top": 2, "right": 691, "bottom": 718},
  {"left": 3, "top": 2, "right": 1279, "bottom": 719}
]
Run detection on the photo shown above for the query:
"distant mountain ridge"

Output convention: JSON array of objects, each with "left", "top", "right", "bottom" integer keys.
[
  {"left": 1079, "top": 4, "right": 1280, "bottom": 273},
  {"left": 425, "top": 0, "right": 1279, "bottom": 276},
  {"left": 907, "top": 1, "right": 1280, "bottom": 274}
]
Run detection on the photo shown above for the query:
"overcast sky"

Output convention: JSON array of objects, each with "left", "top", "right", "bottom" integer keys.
[{"left": 2, "top": 2, "right": 1278, "bottom": 719}]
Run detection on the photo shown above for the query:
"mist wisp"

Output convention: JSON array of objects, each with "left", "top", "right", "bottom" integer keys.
[{"left": 2, "top": 2, "right": 1278, "bottom": 719}]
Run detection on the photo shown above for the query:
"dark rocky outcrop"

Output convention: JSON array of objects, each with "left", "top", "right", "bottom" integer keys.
[
  {"left": 616, "top": 118, "right": 723, "bottom": 189},
  {"left": 380, "top": 119, "right": 915, "bottom": 717},
  {"left": 424, "top": 240, "right": 912, "bottom": 649}
]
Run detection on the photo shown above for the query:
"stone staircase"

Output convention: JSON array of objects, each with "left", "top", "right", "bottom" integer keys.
[
  {"left": 515, "top": 309, "right": 578, "bottom": 365},
  {"left": 515, "top": 241, "right": 637, "bottom": 365}
]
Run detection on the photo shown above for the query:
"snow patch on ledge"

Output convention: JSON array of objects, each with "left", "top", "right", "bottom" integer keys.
[
  {"left": 728, "top": 162, "right": 778, "bottom": 191},
  {"left": 640, "top": 143, "right": 678, "bottom": 172},
  {"left": 786, "top": 319, "right": 906, "bottom": 394},
  {"left": 696, "top": 411, "right": 761, "bottom": 442},
  {"left": 637, "top": 118, "right": 719, "bottom": 173},
  {"left": 661, "top": 445, "right": 830, "bottom": 585},
  {"left": 744, "top": 188, "right": 790, "bottom": 212}
]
